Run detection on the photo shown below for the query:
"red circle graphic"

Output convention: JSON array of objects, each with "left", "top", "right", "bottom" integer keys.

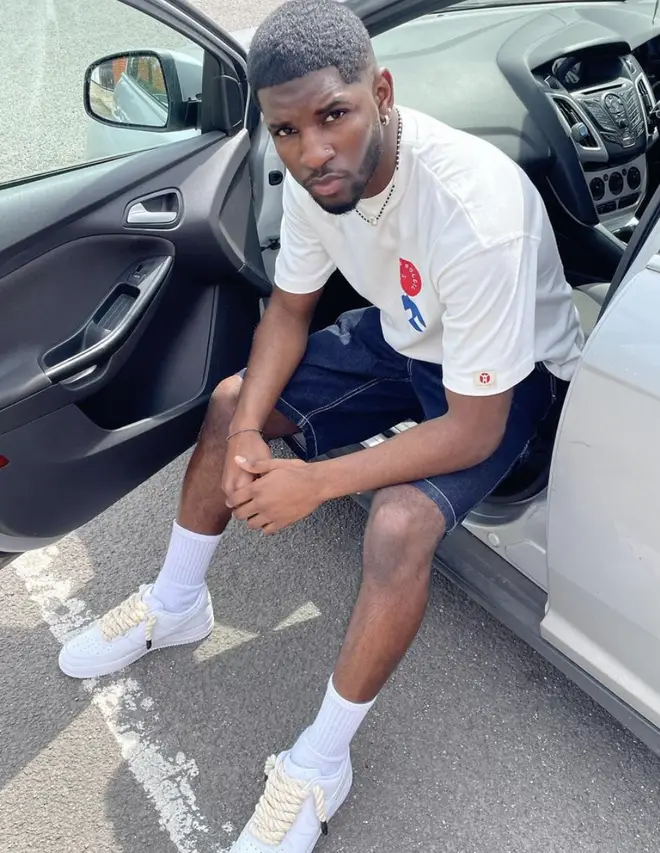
[{"left": 400, "top": 258, "right": 422, "bottom": 296}]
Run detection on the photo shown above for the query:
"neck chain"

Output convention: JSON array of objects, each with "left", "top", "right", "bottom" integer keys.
[{"left": 355, "top": 108, "right": 403, "bottom": 227}]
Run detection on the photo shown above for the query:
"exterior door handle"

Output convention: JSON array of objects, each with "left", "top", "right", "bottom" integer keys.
[{"left": 126, "top": 202, "right": 178, "bottom": 225}]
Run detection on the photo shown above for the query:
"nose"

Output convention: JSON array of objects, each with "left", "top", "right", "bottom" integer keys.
[{"left": 299, "top": 129, "right": 334, "bottom": 173}]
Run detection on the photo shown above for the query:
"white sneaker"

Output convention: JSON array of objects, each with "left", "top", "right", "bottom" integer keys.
[
  {"left": 231, "top": 751, "right": 353, "bottom": 852},
  {"left": 58, "top": 584, "right": 214, "bottom": 678}
]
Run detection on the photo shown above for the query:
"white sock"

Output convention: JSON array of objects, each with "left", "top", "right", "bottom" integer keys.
[
  {"left": 287, "top": 675, "right": 377, "bottom": 777},
  {"left": 151, "top": 521, "right": 223, "bottom": 612}
]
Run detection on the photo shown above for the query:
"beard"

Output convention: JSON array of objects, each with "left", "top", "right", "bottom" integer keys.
[{"left": 313, "top": 120, "right": 384, "bottom": 216}]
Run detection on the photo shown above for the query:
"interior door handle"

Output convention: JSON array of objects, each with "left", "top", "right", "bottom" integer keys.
[
  {"left": 126, "top": 202, "right": 178, "bottom": 226},
  {"left": 41, "top": 255, "right": 174, "bottom": 382},
  {"left": 125, "top": 190, "right": 182, "bottom": 228}
]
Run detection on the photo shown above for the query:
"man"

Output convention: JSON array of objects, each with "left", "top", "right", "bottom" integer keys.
[{"left": 59, "top": 0, "right": 584, "bottom": 849}]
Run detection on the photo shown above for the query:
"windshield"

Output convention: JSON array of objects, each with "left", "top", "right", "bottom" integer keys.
[{"left": 429, "top": 0, "right": 625, "bottom": 7}]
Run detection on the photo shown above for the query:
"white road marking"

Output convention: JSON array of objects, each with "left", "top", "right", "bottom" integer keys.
[
  {"left": 12, "top": 543, "right": 323, "bottom": 851},
  {"left": 13, "top": 544, "right": 231, "bottom": 853},
  {"left": 84, "top": 677, "right": 217, "bottom": 851}
]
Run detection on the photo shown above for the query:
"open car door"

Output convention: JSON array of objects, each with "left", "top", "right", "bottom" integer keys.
[
  {"left": 544, "top": 181, "right": 660, "bottom": 743},
  {"left": 0, "top": 0, "right": 268, "bottom": 556}
]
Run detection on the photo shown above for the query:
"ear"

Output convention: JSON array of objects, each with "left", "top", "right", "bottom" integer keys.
[{"left": 373, "top": 67, "right": 394, "bottom": 117}]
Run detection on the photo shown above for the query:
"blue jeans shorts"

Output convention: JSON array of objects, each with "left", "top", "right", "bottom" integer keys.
[{"left": 249, "top": 307, "right": 567, "bottom": 532}]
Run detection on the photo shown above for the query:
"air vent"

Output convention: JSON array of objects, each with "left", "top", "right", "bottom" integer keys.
[
  {"left": 551, "top": 96, "right": 598, "bottom": 148},
  {"left": 636, "top": 77, "right": 654, "bottom": 117}
]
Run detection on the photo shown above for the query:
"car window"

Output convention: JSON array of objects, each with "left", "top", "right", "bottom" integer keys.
[{"left": 0, "top": 0, "right": 205, "bottom": 187}]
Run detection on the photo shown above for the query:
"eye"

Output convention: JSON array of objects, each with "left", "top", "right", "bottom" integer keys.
[
  {"left": 274, "top": 126, "right": 297, "bottom": 139},
  {"left": 324, "top": 110, "right": 347, "bottom": 124}
]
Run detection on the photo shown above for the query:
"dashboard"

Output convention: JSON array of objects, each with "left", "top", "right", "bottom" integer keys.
[
  {"left": 535, "top": 47, "right": 654, "bottom": 229},
  {"left": 249, "top": 1, "right": 660, "bottom": 266},
  {"left": 369, "top": 1, "right": 660, "bottom": 232}
]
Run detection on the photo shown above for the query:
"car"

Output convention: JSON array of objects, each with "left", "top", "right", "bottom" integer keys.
[{"left": 3, "top": 0, "right": 660, "bottom": 758}]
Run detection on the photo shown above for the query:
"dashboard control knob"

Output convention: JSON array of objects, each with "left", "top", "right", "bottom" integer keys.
[
  {"left": 570, "top": 122, "right": 591, "bottom": 143},
  {"left": 609, "top": 172, "right": 624, "bottom": 195},
  {"left": 590, "top": 177, "right": 606, "bottom": 200},
  {"left": 628, "top": 167, "right": 642, "bottom": 190}
]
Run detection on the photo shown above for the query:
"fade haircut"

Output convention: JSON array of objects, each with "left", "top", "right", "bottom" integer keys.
[{"left": 247, "top": 0, "right": 376, "bottom": 100}]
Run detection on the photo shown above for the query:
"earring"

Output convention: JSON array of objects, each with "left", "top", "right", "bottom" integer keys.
[{"left": 381, "top": 112, "right": 391, "bottom": 127}]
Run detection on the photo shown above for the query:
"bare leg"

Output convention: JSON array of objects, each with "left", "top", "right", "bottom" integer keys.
[
  {"left": 333, "top": 485, "right": 446, "bottom": 703},
  {"left": 178, "top": 375, "right": 299, "bottom": 534},
  {"left": 251, "top": 489, "right": 444, "bottom": 853},
  {"left": 57, "top": 376, "right": 302, "bottom": 679}
]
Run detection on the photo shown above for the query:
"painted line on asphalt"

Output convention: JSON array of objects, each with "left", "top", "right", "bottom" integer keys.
[{"left": 12, "top": 543, "right": 232, "bottom": 853}]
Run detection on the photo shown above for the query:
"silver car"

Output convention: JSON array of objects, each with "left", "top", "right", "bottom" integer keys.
[{"left": 2, "top": 0, "right": 660, "bottom": 759}]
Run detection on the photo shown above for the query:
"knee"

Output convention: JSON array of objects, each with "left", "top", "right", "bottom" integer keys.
[
  {"left": 207, "top": 374, "right": 242, "bottom": 426},
  {"left": 364, "top": 486, "right": 446, "bottom": 584}
]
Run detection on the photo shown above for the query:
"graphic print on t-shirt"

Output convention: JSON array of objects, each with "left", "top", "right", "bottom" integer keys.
[
  {"left": 475, "top": 371, "right": 497, "bottom": 388},
  {"left": 400, "top": 259, "right": 426, "bottom": 332}
]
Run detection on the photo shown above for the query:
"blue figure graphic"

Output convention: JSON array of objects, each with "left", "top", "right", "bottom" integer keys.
[{"left": 401, "top": 294, "right": 426, "bottom": 332}]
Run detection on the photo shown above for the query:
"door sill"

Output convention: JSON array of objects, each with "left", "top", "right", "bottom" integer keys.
[{"left": 294, "top": 419, "right": 551, "bottom": 589}]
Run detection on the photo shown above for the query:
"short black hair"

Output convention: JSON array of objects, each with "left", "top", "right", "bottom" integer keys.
[{"left": 247, "top": 0, "right": 375, "bottom": 99}]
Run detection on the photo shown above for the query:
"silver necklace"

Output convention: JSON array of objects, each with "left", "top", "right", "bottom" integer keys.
[{"left": 355, "top": 108, "right": 403, "bottom": 227}]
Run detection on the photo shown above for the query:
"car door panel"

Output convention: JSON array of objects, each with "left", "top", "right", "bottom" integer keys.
[
  {"left": 0, "top": 131, "right": 264, "bottom": 550},
  {"left": 0, "top": 236, "right": 174, "bottom": 413},
  {"left": 544, "top": 185, "right": 660, "bottom": 728}
]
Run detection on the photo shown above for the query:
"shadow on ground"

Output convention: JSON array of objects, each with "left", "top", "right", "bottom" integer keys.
[{"left": 3, "top": 445, "right": 660, "bottom": 852}]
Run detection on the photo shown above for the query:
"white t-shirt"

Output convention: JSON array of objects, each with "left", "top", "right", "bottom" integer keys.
[{"left": 275, "top": 105, "right": 584, "bottom": 396}]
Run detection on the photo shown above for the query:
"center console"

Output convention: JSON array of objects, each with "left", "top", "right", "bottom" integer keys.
[{"left": 536, "top": 50, "right": 657, "bottom": 233}]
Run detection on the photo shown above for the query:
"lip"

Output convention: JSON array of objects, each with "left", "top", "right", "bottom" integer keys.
[{"left": 307, "top": 175, "right": 346, "bottom": 197}]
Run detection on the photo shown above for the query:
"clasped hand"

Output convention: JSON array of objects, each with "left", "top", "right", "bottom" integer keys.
[{"left": 225, "top": 455, "right": 324, "bottom": 534}]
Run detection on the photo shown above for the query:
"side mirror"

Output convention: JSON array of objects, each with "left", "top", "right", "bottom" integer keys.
[{"left": 84, "top": 50, "right": 201, "bottom": 132}]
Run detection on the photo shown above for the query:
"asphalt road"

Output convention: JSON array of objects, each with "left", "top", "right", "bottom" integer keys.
[{"left": 3, "top": 1, "right": 660, "bottom": 852}]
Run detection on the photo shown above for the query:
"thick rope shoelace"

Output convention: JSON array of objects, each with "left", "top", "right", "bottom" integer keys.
[
  {"left": 248, "top": 755, "right": 328, "bottom": 846},
  {"left": 99, "top": 591, "right": 157, "bottom": 649}
]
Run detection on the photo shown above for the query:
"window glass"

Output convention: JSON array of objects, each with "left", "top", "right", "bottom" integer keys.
[{"left": 0, "top": 0, "right": 204, "bottom": 186}]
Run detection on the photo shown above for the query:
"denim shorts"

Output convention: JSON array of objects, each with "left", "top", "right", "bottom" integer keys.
[{"left": 249, "top": 306, "right": 567, "bottom": 531}]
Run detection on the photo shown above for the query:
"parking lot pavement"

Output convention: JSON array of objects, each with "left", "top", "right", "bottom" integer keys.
[
  {"left": 4, "top": 1, "right": 660, "bottom": 851},
  {"left": 3, "top": 443, "right": 660, "bottom": 853}
]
